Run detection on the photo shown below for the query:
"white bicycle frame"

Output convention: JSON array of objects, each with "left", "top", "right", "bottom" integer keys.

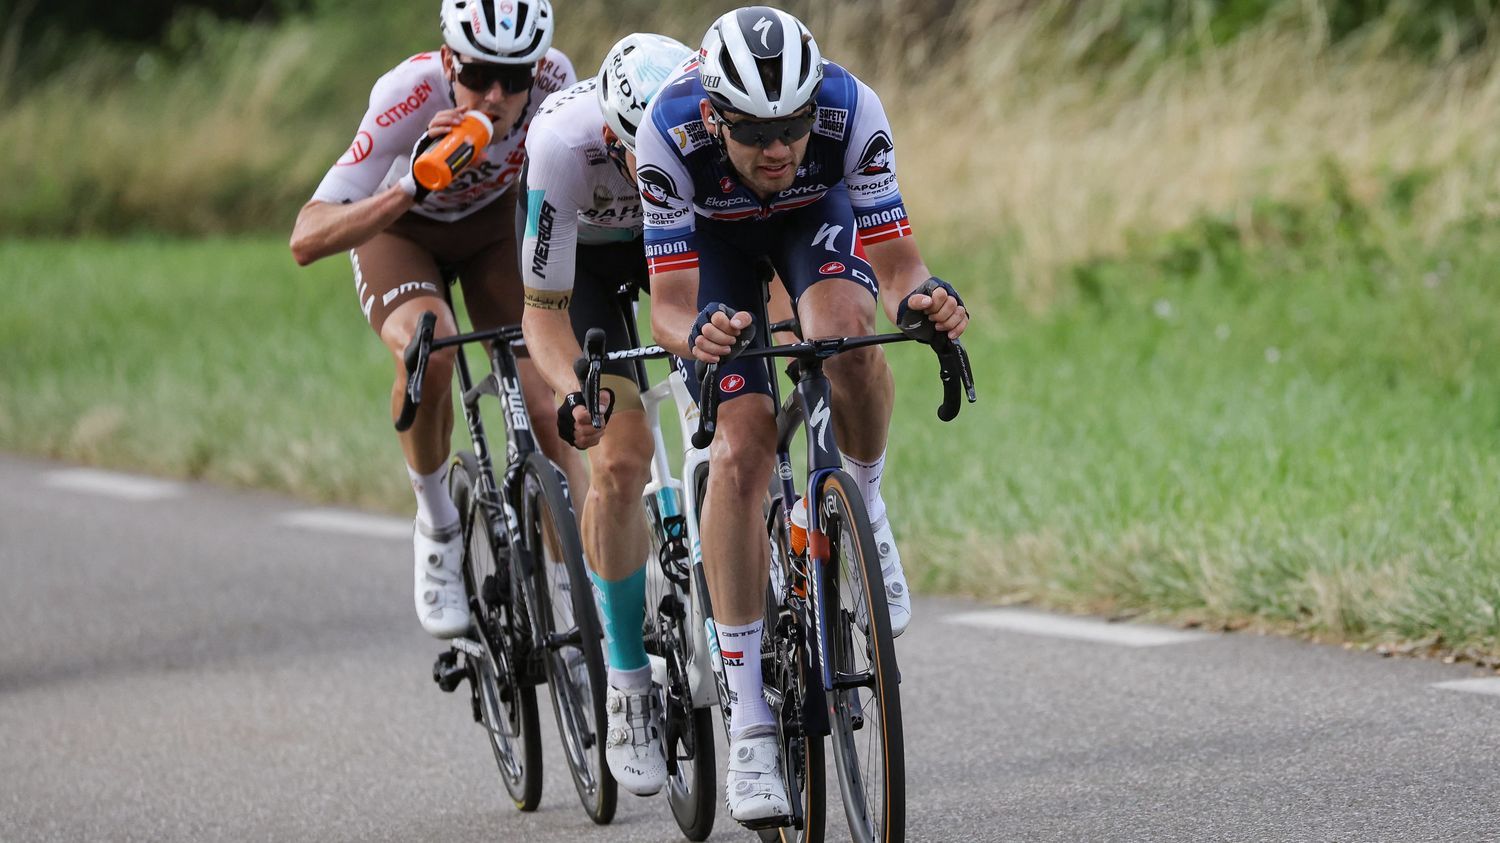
[{"left": 641, "top": 367, "right": 720, "bottom": 709}]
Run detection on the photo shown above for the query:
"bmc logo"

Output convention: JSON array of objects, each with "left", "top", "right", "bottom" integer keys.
[
  {"left": 720, "top": 374, "right": 746, "bottom": 393},
  {"left": 819, "top": 261, "right": 846, "bottom": 276}
]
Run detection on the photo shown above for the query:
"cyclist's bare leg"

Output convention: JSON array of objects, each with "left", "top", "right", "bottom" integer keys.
[
  {"left": 796, "top": 276, "right": 893, "bottom": 463},
  {"left": 517, "top": 355, "right": 591, "bottom": 512},
  {"left": 581, "top": 409, "right": 651, "bottom": 580},
  {"left": 381, "top": 296, "right": 461, "bottom": 473},
  {"left": 700, "top": 394, "right": 778, "bottom": 625}
]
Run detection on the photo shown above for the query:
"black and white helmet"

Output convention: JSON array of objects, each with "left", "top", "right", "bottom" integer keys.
[
  {"left": 597, "top": 33, "right": 695, "bottom": 151},
  {"left": 699, "top": 6, "right": 823, "bottom": 118},
  {"left": 440, "top": 0, "right": 554, "bottom": 64}
]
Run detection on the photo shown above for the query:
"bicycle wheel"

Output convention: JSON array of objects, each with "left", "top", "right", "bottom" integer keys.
[
  {"left": 760, "top": 499, "right": 827, "bottom": 843},
  {"left": 449, "top": 452, "right": 543, "bottom": 811},
  {"left": 819, "top": 470, "right": 904, "bottom": 842},
  {"left": 520, "top": 452, "right": 616, "bottom": 824},
  {"left": 643, "top": 485, "right": 717, "bottom": 840}
]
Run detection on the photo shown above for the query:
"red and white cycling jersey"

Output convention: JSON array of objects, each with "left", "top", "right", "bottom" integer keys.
[{"left": 311, "top": 49, "right": 576, "bottom": 222}]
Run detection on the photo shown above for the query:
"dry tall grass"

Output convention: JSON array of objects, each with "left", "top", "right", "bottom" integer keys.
[{"left": 6, "top": 0, "right": 1500, "bottom": 303}]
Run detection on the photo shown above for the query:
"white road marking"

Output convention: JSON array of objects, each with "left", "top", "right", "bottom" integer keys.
[
  {"left": 276, "top": 509, "right": 412, "bottom": 541},
  {"left": 945, "top": 608, "right": 1214, "bottom": 647},
  {"left": 1432, "top": 678, "right": 1500, "bottom": 696},
  {"left": 43, "top": 469, "right": 183, "bottom": 501}
]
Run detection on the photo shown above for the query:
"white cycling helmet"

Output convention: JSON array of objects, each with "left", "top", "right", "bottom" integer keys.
[
  {"left": 440, "top": 0, "right": 554, "bottom": 64},
  {"left": 597, "top": 33, "right": 695, "bottom": 151},
  {"left": 699, "top": 6, "right": 822, "bottom": 118}
]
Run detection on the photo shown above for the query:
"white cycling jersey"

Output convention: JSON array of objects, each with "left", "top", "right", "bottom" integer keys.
[
  {"left": 521, "top": 78, "right": 644, "bottom": 297},
  {"left": 311, "top": 49, "right": 576, "bottom": 223}
]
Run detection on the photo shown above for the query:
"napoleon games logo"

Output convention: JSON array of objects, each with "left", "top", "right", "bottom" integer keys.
[
  {"left": 855, "top": 131, "right": 894, "bottom": 176},
  {"left": 637, "top": 165, "right": 682, "bottom": 209},
  {"left": 720, "top": 374, "right": 746, "bottom": 393},
  {"left": 336, "top": 131, "right": 374, "bottom": 166}
]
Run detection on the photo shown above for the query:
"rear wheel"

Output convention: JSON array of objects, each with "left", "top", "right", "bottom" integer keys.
[
  {"left": 819, "top": 471, "right": 904, "bottom": 842},
  {"left": 449, "top": 452, "right": 543, "bottom": 811},
  {"left": 521, "top": 453, "right": 617, "bottom": 824}
]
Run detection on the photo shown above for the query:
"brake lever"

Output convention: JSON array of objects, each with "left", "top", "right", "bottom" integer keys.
[
  {"left": 572, "top": 327, "right": 607, "bottom": 428},
  {"left": 396, "top": 311, "right": 437, "bottom": 432}
]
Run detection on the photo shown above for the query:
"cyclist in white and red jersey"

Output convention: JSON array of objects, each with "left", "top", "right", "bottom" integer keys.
[
  {"left": 635, "top": 6, "right": 969, "bottom": 826},
  {"left": 519, "top": 33, "right": 694, "bottom": 798},
  {"left": 289, "top": 0, "right": 580, "bottom": 640}
]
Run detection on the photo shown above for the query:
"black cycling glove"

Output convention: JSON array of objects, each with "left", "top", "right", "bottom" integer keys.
[
  {"left": 687, "top": 302, "right": 754, "bottom": 363},
  {"left": 398, "top": 134, "right": 439, "bottom": 204},
  {"left": 896, "top": 276, "right": 965, "bottom": 344},
  {"left": 556, "top": 388, "right": 615, "bottom": 448}
]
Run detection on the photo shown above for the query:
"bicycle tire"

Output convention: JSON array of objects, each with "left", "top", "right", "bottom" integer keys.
[
  {"left": 819, "top": 470, "right": 904, "bottom": 842},
  {"left": 760, "top": 499, "right": 827, "bottom": 843},
  {"left": 449, "top": 452, "right": 544, "bottom": 811},
  {"left": 520, "top": 452, "right": 617, "bottom": 824},
  {"left": 644, "top": 480, "right": 717, "bottom": 840}
]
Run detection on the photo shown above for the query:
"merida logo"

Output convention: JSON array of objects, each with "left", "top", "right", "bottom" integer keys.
[{"left": 530, "top": 200, "right": 556, "bottom": 278}]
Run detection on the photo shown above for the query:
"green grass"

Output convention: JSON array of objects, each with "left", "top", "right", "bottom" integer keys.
[{"left": 3, "top": 211, "right": 1499, "bottom": 653}]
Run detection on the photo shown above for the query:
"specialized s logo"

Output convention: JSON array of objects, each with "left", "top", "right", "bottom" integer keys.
[
  {"left": 855, "top": 131, "right": 894, "bottom": 176},
  {"left": 637, "top": 165, "right": 682, "bottom": 209},
  {"left": 809, "top": 397, "right": 831, "bottom": 452}
]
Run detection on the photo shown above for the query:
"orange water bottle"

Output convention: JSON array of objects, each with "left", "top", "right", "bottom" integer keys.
[
  {"left": 413, "top": 111, "right": 494, "bottom": 192},
  {"left": 788, "top": 496, "right": 809, "bottom": 556}
]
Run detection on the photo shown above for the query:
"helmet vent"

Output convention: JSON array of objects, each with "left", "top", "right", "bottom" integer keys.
[
  {"left": 479, "top": 0, "right": 496, "bottom": 38},
  {"left": 515, "top": 0, "right": 529, "bottom": 32}
]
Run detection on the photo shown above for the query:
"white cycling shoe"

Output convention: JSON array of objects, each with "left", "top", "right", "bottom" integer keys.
[
  {"left": 413, "top": 522, "right": 470, "bottom": 639},
  {"left": 726, "top": 728, "right": 792, "bottom": 827},
  {"left": 872, "top": 520, "right": 912, "bottom": 638},
  {"left": 605, "top": 684, "right": 668, "bottom": 796}
]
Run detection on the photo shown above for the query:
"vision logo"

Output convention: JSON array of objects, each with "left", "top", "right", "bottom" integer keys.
[{"left": 637, "top": 165, "right": 682, "bottom": 209}]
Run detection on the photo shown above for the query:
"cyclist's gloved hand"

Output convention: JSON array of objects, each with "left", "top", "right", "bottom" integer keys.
[
  {"left": 397, "top": 134, "right": 440, "bottom": 204},
  {"left": 557, "top": 388, "right": 615, "bottom": 449},
  {"left": 687, "top": 302, "right": 754, "bottom": 365},
  {"left": 896, "top": 276, "right": 968, "bottom": 344}
]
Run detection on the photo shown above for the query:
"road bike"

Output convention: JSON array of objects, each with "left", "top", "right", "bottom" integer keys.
[
  {"left": 578, "top": 282, "right": 975, "bottom": 842},
  {"left": 398, "top": 278, "right": 615, "bottom": 824}
]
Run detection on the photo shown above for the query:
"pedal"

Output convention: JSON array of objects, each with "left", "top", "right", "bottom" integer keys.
[
  {"left": 432, "top": 650, "right": 467, "bottom": 693},
  {"left": 738, "top": 812, "right": 796, "bottom": 831}
]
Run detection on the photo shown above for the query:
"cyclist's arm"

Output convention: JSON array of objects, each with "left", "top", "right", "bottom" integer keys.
[
  {"left": 864, "top": 236, "right": 931, "bottom": 324},
  {"left": 289, "top": 63, "right": 430, "bottom": 266},
  {"left": 290, "top": 190, "right": 415, "bottom": 266},
  {"left": 648, "top": 267, "right": 702, "bottom": 359},
  {"left": 518, "top": 119, "right": 590, "bottom": 396}
]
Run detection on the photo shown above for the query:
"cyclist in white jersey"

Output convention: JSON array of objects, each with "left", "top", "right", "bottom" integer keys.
[
  {"left": 519, "top": 33, "right": 694, "bottom": 798},
  {"left": 289, "top": 0, "right": 582, "bottom": 640},
  {"left": 636, "top": 6, "right": 969, "bottom": 826}
]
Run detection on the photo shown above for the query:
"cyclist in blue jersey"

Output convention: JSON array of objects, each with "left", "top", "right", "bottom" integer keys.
[{"left": 634, "top": 6, "right": 969, "bottom": 825}]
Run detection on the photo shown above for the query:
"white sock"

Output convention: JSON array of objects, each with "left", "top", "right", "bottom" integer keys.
[
  {"left": 843, "top": 451, "right": 888, "bottom": 530},
  {"left": 409, "top": 463, "right": 460, "bottom": 533},
  {"left": 716, "top": 620, "right": 774, "bottom": 738}
]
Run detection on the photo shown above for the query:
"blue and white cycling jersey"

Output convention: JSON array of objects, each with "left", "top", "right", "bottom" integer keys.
[{"left": 634, "top": 59, "right": 913, "bottom": 277}]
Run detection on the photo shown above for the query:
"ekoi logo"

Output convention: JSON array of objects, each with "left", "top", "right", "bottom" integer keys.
[
  {"left": 720, "top": 374, "right": 746, "bottom": 393},
  {"left": 336, "top": 131, "right": 373, "bottom": 166}
]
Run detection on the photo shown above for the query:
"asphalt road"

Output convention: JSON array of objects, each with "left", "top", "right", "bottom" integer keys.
[{"left": 3, "top": 453, "right": 1499, "bottom": 842}]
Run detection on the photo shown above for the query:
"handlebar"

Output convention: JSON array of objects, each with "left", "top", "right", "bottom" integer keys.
[{"left": 573, "top": 327, "right": 608, "bottom": 428}]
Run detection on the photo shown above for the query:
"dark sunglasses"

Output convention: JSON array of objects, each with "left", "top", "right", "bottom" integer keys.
[
  {"left": 714, "top": 107, "right": 816, "bottom": 148},
  {"left": 453, "top": 58, "right": 535, "bottom": 94}
]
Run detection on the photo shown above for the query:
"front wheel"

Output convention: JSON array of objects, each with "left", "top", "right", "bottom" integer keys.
[
  {"left": 449, "top": 451, "right": 543, "bottom": 811},
  {"left": 520, "top": 453, "right": 617, "bottom": 824},
  {"left": 820, "top": 470, "right": 904, "bottom": 843}
]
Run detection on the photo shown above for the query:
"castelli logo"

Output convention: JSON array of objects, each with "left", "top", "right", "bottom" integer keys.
[
  {"left": 720, "top": 177, "right": 735, "bottom": 193},
  {"left": 720, "top": 374, "right": 746, "bottom": 393},
  {"left": 336, "top": 131, "right": 373, "bottom": 166},
  {"left": 500, "top": 0, "right": 513, "bottom": 13},
  {"left": 819, "top": 261, "right": 846, "bottom": 275}
]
